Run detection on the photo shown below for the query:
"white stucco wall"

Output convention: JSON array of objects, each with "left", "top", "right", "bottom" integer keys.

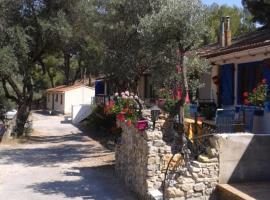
[
  {"left": 64, "top": 87, "right": 95, "bottom": 114},
  {"left": 46, "top": 93, "right": 65, "bottom": 113}
]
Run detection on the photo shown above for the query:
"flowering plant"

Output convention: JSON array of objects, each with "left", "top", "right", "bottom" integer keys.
[
  {"left": 243, "top": 79, "right": 268, "bottom": 106},
  {"left": 106, "top": 91, "right": 141, "bottom": 127}
]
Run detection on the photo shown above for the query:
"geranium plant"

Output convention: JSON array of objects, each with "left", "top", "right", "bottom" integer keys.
[
  {"left": 108, "top": 91, "right": 142, "bottom": 127},
  {"left": 243, "top": 79, "right": 268, "bottom": 106}
]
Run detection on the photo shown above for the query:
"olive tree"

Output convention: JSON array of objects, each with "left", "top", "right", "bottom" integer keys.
[{"left": 139, "top": 0, "right": 208, "bottom": 127}]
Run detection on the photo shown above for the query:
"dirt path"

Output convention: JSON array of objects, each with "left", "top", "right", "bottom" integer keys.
[{"left": 0, "top": 112, "right": 137, "bottom": 200}]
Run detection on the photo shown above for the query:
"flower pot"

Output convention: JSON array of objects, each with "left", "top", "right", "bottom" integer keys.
[{"left": 136, "top": 120, "right": 148, "bottom": 131}]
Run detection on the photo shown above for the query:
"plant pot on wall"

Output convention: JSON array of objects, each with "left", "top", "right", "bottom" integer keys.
[{"left": 136, "top": 120, "right": 148, "bottom": 131}]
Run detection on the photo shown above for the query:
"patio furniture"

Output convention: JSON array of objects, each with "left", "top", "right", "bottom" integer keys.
[{"left": 215, "top": 109, "right": 235, "bottom": 133}]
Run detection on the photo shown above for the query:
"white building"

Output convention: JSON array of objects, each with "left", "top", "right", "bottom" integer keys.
[{"left": 46, "top": 84, "right": 95, "bottom": 114}]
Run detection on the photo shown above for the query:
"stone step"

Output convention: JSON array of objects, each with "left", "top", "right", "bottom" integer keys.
[{"left": 217, "top": 183, "right": 270, "bottom": 200}]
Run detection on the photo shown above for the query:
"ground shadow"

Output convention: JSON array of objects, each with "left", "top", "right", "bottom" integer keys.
[
  {"left": 0, "top": 143, "right": 112, "bottom": 167},
  {"left": 29, "top": 165, "right": 137, "bottom": 200}
]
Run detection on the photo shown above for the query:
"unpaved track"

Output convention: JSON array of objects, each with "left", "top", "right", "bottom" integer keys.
[{"left": 0, "top": 112, "right": 137, "bottom": 200}]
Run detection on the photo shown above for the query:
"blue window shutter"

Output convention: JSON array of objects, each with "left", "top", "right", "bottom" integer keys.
[
  {"left": 95, "top": 80, "right": 105, "bottom": 96},
  {"left": 220, "top": 64, "right": 234, "bottom": 106}
]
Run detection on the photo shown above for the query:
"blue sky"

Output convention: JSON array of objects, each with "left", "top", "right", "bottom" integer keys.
[{"left": 202, "top": 0, "right": 243, "bottom": 7}]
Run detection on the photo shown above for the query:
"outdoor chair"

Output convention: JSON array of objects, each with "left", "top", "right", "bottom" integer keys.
[{"left": 215, "top": 109, "right": 236, "bottom": 133}]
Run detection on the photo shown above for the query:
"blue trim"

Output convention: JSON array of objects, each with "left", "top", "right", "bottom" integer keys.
[{"left": 220, "top": 64, "right": 234, "bottom": 106}]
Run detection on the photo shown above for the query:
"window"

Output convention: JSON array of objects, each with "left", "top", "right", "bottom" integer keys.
[
  {"left": 55, "top": 94, "right": 58, "bottom": 102},
  {"left": 60, "top": 94, "right": 63, "bottom": 105},
  {"left": 237, "top": 61, "right": 264, "bottom": 104}
]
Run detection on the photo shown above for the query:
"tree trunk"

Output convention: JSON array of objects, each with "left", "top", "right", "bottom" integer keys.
[
  {"left": 177, "top": 49, "right": 188, "bottom": 134},
  {"left": 47, "top": 68, "right": 55, "bottom": 88},
  {"left": 15, "top": 96, "right": 32, "bottom": 137},
  {"left": 63, "top": 52, "right": 71, "bottom": 85}
]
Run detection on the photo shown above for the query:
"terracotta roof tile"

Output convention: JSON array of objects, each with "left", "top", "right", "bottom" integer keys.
[{"left": 46, "top": 84, "right": 90, "bottom": 93}]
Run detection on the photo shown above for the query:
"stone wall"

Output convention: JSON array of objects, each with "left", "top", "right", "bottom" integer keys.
[{"left": 115, "top": 119, "right": 219, "bottom": 200}]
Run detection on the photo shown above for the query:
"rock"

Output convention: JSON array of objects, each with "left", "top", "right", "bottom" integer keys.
[
  {"left": 153, "top": 140, "right": 165, "bottom": 147},
  {"left": 206, "top": 147, "right": 218, "bottom": 158},
  {"left": 179, "top": 177, "right": 195, "bottom": 184},
  {"left": 209, "top": 137, "right": 219, "bottom": 149},
  {"left": 174, "top": 189, "right": 184, "bottom": 197},
  {"left": 198, "top": 155, "right": 218, "bottom": 163},
  {"left": 146, "top": 180, "right": 154, "bottom": 189},
  {"left": 181, "top": 184, "right": 193, "bottom": 192},
  {"left": 166, "top": 187, "right": 176, "bottom": 198},
  {"left": 194, "top": 183, "right": 205, "bottom": 191},
  {"left": 189, "top": 166, "right": 201, "bottom": 173}
]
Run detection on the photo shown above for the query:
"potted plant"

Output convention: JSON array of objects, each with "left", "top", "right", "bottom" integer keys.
[{"left": 243, "top": 79, "right": 270, "bottom": 133}]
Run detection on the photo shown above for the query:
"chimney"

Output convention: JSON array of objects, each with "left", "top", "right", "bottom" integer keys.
[
  {"left": 220, "top": 17, "right": 225, "bottom": 47},
  {"left": 225, "top": 16, "right": 232, "bottom": 46}
]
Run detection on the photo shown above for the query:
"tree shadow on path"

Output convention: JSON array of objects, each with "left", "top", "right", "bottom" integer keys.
[
  {"left": 0, "top": 143, "right": 112, "bottom": 167},
  {"left": 29, "top": 164, "right": 138, "bottom": 200}
]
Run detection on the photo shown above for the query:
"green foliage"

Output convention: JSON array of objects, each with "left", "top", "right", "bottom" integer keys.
[
  {"left": 164, "top": 98, "right": 178, "bottom": 117},
  {"left": 87, "top": 106, "right": 115, "bottom": 130},
  {"left": 205, "top": 3, "right": 255, "bottom": 43},
  {"left": 243, "top": 0, "right": 270, "bottom": 27},
  {"left": 243, "top": 79, "right": 268, "bottom": 106},
  {"left": 185, "top": 54, "right": 212, "bottom": 101}
]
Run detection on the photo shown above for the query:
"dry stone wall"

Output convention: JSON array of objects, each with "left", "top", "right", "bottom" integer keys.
[{"left": 115, "top": 119, "right": 219, "bottom": 200}]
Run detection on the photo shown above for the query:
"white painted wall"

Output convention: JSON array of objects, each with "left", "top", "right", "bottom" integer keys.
[
  {"left": 53, "top": 93, "right": 65, "bottom": 113},
  {"left": 64, "top": 87, "right": 95, "bottom": 114},
  {"left": 72, "top": 104, "right": 94, "bottom": 124}
]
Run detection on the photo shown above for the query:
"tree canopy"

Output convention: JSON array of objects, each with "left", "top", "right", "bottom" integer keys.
[
  {"left": 242, "top": 0, "right": 270, "bottom": 27},
  {"left": 205, "top": 3, "right": 255, "bottom": 43}
]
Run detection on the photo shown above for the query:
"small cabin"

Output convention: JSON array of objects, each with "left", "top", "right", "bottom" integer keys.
[{"left": 46, "top": 84, "right": 95, "bottom": 114}]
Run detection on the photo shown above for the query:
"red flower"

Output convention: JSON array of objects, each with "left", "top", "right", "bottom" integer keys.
[
  {"left": 243, "top": 92, "right": 249, "bottom": 97},
  {"left": 253, "top": 88, "right": 257, "bottom": 93},
  {"left": 244, "top": 99, "right": 250, "bottom": 105},
  {"left": 126, "top": 120, "right": 132, "bottom": 127},
  {"left": 262, "top": 79, "right": 267, "bottom": 84}
]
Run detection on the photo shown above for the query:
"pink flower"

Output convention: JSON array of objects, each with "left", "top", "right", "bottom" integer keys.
[
  {"left": 243, "top": 92, "right": 249, "bottom": 97},
  {"left": 125, "top": 91, "right": 130, "bottom": 96},
  {"left": 253, "top": 88, "right": 257, "bottom": 93}
]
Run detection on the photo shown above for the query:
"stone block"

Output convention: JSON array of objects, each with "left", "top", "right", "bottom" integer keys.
[
  {"left": 206, "top": 147, "right": 218, "bottom": 158},
  {"left": 194, "top": 183, "right": 205, "bottom": 191},
  {"left": 181, "top": 184, "right": 193, "bottom": 192},
  {"left": 192, "top": 161, "right": 207, "bottom": 168},
  {"left": 166, "top": 187, "right": 176, "bottom": 198},
  {"left": 189, "top": 166, "right": 201, "bottom": 173},
  {"left": 178, "top": 177, "right": 195, "bottom": 184},
  {"left": 174, "top": 189, "right": 184, "bottom": 197},
  {"left": 153, "top": 140, "right": 165, "bottom": 147}
]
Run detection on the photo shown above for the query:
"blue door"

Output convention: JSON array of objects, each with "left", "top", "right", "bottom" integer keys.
[{"left": 220, "top": 64, "right": 234, "bottom": 106}]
